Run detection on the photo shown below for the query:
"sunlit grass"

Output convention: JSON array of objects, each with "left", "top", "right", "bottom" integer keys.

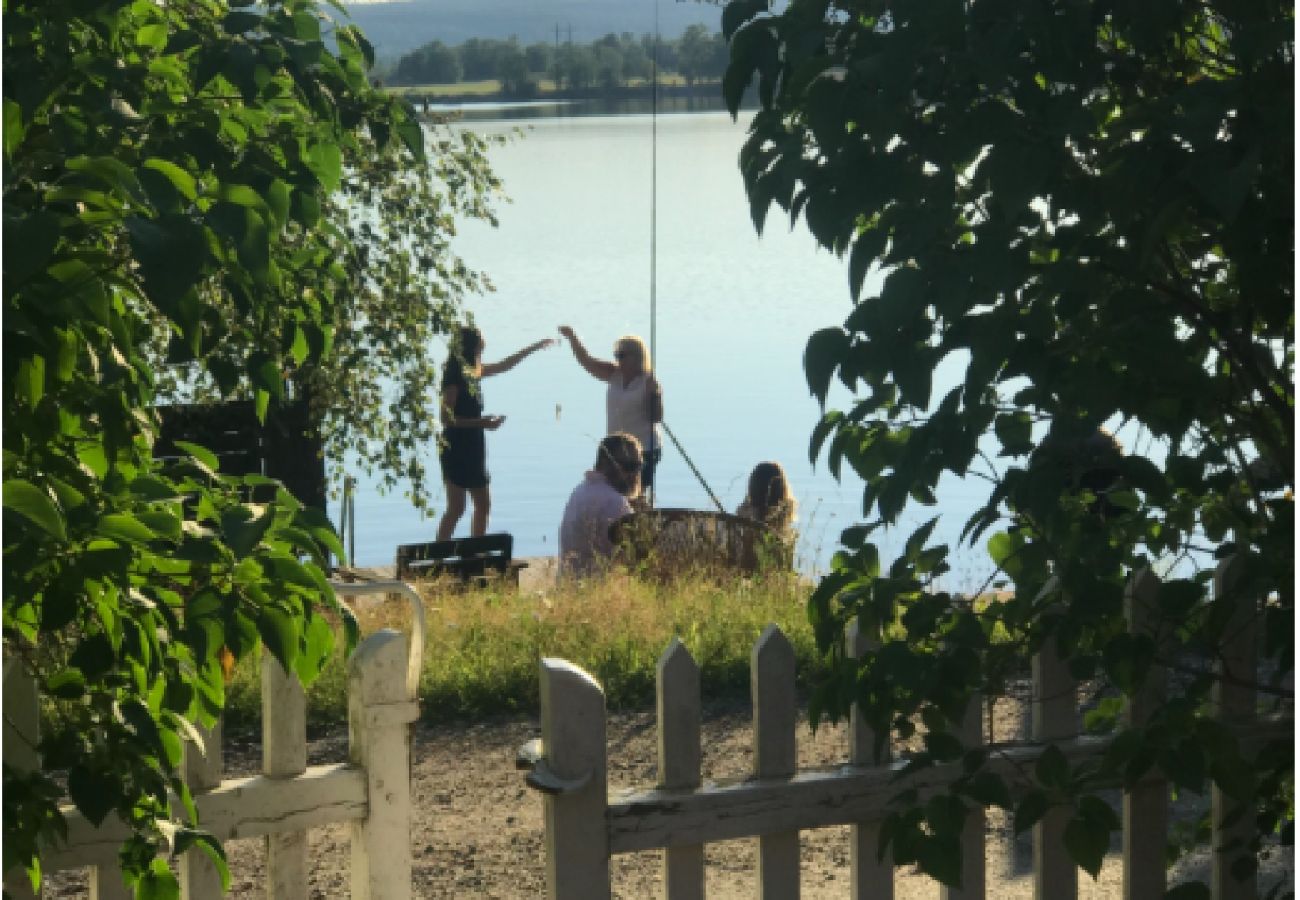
[{"left": 224, "top": 567, "right": 820, "bottom": 729}]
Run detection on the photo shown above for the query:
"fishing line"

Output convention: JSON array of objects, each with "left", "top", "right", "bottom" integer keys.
[
  {"left": 649, "top": 0, "right": 659, "bottom": 507},
  {"left": 647, "top": 0, "right": 725, "bottom": 514}
]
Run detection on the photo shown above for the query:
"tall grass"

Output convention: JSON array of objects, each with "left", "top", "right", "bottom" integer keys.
[{"left": 223, "top": 569, "right": 822, "bottom": 730}]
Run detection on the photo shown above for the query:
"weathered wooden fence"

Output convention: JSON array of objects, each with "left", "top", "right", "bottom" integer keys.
[
  {"left": 2, "top": 580, "right": 424, "bottom": 900},
  {"left": 521, "top": 562, "right": 1290, "bottom": 899}
]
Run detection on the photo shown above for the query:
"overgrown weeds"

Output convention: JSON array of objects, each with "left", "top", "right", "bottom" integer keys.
[{"left": 224, "top": 567, "right": 821, "bottom": 729}]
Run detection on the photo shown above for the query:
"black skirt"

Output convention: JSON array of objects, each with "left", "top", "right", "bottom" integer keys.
[{"left": 440, "top": 430, "right": 489, "bottom": 490}]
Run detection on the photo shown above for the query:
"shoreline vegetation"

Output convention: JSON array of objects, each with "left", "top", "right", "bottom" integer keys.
[
  {"left": 378, "top": 27, "right": 732, "bottom": 110},
  {"left": 384, "top": 76, "right": 728, "bottom": 112}
]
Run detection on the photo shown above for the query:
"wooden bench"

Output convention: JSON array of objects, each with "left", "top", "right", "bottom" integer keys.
[{"left": 395, "top": 533, "right": 528, "bottom": 586}]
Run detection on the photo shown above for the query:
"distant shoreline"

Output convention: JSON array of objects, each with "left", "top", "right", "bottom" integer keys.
[{"left": 390, "top": 80, "right": 727, "bottom": 112}]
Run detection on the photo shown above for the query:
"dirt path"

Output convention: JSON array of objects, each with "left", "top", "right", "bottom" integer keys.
[
  {"left": 212, "top": 701, "right": 1136, "bottom": 899},
  {"left": 46, "top": 695, "right": 1289, "bottom": 897}
]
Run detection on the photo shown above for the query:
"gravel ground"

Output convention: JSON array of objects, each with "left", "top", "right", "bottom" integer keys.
[{"left": 41, "top": 676, "right": 1292, "bottom": 898}]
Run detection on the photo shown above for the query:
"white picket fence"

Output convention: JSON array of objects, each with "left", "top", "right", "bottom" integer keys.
[
  {"left": 2, "top": 580, "right": 424, "bottom": 900},
  {"left": 522, "top": 560, "right": 1290, "bottom": 899}
]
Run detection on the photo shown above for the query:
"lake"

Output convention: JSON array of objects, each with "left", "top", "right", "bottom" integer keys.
[{"left": 335, "top": 101, "right": 990, "bottom": 575}]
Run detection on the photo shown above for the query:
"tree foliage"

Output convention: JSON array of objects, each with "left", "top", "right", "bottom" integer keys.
[
  {"left": 725, "top": 0, "right": 1292, "bottom": 889},
  {"left": 2, "top": 0, "right": 464, "bottom": 893},
  {"left": 388, "top": 29, "right": 729, "bottom": 91}
]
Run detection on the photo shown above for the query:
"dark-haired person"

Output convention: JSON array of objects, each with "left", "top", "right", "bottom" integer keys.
[
  {"left": 557, "top": 326, "right": 664, "bottom": 494},
  {"left": 558, "top": 432, "right": 644, "bottom": 576},
  {"left": 436, "top": 325, "right": 555, "bottom": 541}
]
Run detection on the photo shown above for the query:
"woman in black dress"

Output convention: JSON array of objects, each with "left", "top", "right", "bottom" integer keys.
[{"left": 436, "top": 325, "right": 555, "bottom": 540}]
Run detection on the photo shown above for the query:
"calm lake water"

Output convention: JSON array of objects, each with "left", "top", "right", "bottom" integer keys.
[{"left": 335, "top": 103, "right": 989, "bottom": 575}]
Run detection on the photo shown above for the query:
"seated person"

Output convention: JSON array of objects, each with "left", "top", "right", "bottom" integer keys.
[
  {"left": 558, "top": 433, "right": 643, "bottom": 577},
  {"left": 736, "top": 461, "right": 797, "bottom": 570},
  {"left": 737, "top": 461, "right": 797, "bottom": 536}
]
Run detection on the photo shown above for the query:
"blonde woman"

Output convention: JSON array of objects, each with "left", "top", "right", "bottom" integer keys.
[
  {"left": 557, "top": 326, "right": 664, "bottom": 490},
  {"left": 737, "top": 461, "right": 797, "bottom": 537}
]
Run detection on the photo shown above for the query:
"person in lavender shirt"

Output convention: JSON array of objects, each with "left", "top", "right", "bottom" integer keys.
[{"left": 558, "top": 433, "right": 643, "bottom": 577}]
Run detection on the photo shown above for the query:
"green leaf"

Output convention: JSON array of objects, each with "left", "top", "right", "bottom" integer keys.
[
  {"left": 217, "top": 183, "right": 269, "bottom": 212},
  {"left": 141, "top": 158, "right": 197, "bottom": 201},
  {"left": 1013, "top": 789, "right": 1049, "bottom": 833},
  {"left": 125, "top": 215, "right": 208, "bottom": 305},
  {"left": 3, "top": 480, "right": 66, "bottom": 540},
  {"left": 1036, "top": 744, "right": 1069, "bottom": 790},
  {"left": 4, "top": 210, "right": 61, "bottom": 284},
  {"left": 68, "top": 766, "right": 116, "bottom": 827},
  {"left": 307, "top": 142, "right": 342, "bottom": 192},
  {"left": 1064, "top": 812, "right": 1110, "bottom": 879},
  {"left": 223, "top": 10, "right": 262, "bottom": 33},
  {"left": 994, "top": 412, "right": 1034, "bottom": 456},
  {"left": 722, "top": 0, "right": 768, "bottom": 41},
  {"left": 258, "top": 605, "right": 300, "bottom": 674},
  {"left": 98, "top": 513, "right": 157, "bottom": 543},
  {"left": 223, "top": 505, "right": 276, "bottom": 558},
  {"left": 47, "top": 669, "right": 86, "bottom": 699},
  {"left": 962, "top": 772, "right": 1012, "bottom": 809},
  {"left": 136, "top": 857, "right": 181, "bottom": 900},
  {"left": 805, "top": 328, "right": 848, "bottom": 406},
  {"left": 296, "top": 614, "right": 334, "bottom": 683},
  {"left": 16, "top": 355, "right": 44, "bottom": 409},
  {"left": 70, "top": 632, "right": 116, "bottom": 680},
  {"left": 4, "top": 97, "right": 24, "bottom": 157},
  {"left": 173, "top": 441, "right": 220, "bottom": 472}
]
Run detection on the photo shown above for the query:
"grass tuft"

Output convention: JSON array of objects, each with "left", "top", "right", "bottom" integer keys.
[{"left": 223, "top": 568, "right": 822, "bottom": 729}]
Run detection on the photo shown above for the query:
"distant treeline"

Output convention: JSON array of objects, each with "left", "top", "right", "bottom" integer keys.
[{"left": 384, "top": 26, "right": 729, "bottom": 95}]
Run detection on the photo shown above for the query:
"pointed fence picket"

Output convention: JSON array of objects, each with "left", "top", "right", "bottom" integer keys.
[
  {"left": 524, "top": 564, "right": 1289, "bottom": 899},
  {"left": 2, "top": 580, "right": 423, "bottom": 900},
  {"left": 658, "top": 638, "right": 704, "bottom": 900},
  {"left": 1211, "top": 556, "right": 1259, "bottom": 900},
  {"left": 846, "top": 621, "right": 891, "bottom": 900}
]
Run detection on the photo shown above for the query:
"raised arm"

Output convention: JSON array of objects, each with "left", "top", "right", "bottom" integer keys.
[
  {"left": 481, "top": 338, "right": 556, "bottom": 377},
  {"left": 558, "top": 325, "right": 618, "bottom": 381}
]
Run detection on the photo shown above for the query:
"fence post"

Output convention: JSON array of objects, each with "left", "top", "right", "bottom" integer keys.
[
  {"left": 941, "top": 694, "right": 985, "bottom": 900},
  {"left": 540, "top": 657, "right": 610, "bottom": 900},
  {"left": 1032, "top": 589, "right": 1077, "bottom": 900},
  {"left": 180, "top": 719, "right": 224, "bottom": 900},
  {"left": 846, "top": 621, "right": 892, "bottom": 900},
  {"left": 263, "top": 653, "right": 308, "bottom": 900},
  {"left": 753, "top": 624, "right": 799, "bottom": 900},
  {"left": 349, "top": 629, "right": 417, "bottom": 900},
  {"left": 1211, "top": 556, "right": 1257, "bottom": 900},
  {"left": 657, "top": 639, "right": 703, "bottom": 900},
  {"left": 3, "top": 657, "right": 41, "bottom": 900},
  {"left": 1123, "top": 568, "right": 1166, "bottom": 900}
]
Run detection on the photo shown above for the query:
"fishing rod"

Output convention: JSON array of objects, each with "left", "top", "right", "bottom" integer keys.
[
  {"left": 645, "top": 0, "right": 726, "bottom": 516},
  {"left": 648, "top": 0, "right": 659, "bottom": 508},
  {"left": 662, "top": 422, "right": 727, "bottom": 515}
]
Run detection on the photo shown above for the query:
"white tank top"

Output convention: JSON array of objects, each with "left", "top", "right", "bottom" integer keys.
[{"left": 605, "top": 374, "right": 662, "bottom": 454}]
